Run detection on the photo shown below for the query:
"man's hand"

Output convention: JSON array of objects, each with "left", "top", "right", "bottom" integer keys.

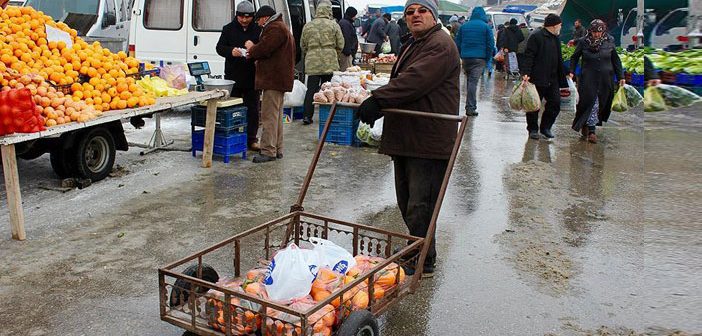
[
  {"left": 568, "top": 73, "right": 574, "bottom": 79},
  {"left": 619, "top": 79, "right": 626, "bottom": 87},
  {"left": 357, "top": 96, "right": 382, "bottom": 127},
  {"left": 231, "top": 48, "right": 242, "bottom": 57},
  {"left": 522, "top": 75, "right": 530, "bottom": 82},
  {"left": 648, "top": 79, "right": 661, "bottom": 87},
  {"left": 244, "top": 40, "right": 254, "bottom": 50}
]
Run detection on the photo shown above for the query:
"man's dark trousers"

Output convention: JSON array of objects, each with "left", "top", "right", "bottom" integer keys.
[
  {"left": 303, "top": 74, "right": 333, "bottom": 120},
  {"left": 393, "top": 155, "right": 448, "bottom": 268},
  {"left": 231, "top": 88, "right": 261, "bottom": 146},
  {"left": 525, "top": 81, "right": 561, "bottom": 132}
]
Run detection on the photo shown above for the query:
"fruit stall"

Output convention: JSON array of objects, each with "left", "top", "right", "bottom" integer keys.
[{"left": 0, "top": 5, "right": 228, "bottom": 240}]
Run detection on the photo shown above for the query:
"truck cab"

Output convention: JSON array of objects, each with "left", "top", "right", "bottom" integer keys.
[
  {"left": 23, "top": 0, "right": 133, "bottom": 52},
  {"left": 650, "top": 8, "right": 689, "bottom": 51},
  {"left": 128, "top": 0, "right": 342, "bottom": 80}
]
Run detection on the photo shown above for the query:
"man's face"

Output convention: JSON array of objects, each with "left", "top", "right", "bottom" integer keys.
[
  {"left": 550, "top": 23, "right": 563, "bottom": 36},
  {"left": 404, "top": 5, "right": 435, "bottom": 35},
  {"left": 256, "top": 17, "right": 268, "bottom": 27},
  {"left": 575, "top": 21, "right": 581, "bottom": 28},
  {"left": 237, "top": 15, "right": 253, "bottom": 27}
]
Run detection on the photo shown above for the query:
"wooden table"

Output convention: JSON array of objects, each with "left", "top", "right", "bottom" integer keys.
[{"left": 0, "top": 90, "right": 227, "bottom": 240}]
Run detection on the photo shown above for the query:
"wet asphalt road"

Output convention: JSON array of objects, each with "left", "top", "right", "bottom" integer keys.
[{"left": 0, "top": 73, "right": 700, "bottom": 336}]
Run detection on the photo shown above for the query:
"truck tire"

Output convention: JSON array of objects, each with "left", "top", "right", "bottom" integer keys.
[
  {"left": 73, "top": 127, "right": 115, "bottom": 182},
  {"left": 50, "top": 146, "right": 76, "bottom": 178},
  {"left": 169, "top": 263, "right": 219, "bottom": 308},
  {"left": 338, "top": 310, "right": 379, "bottom": 336}
]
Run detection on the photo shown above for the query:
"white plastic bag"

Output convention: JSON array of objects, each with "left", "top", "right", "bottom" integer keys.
[
  {"left": 264, "top": 243, "right": 319, "bottom": 301},
  {"left": 370, "top": 117, "right": 383, "bottom": 141},
  {"left": 310, "top": 237, "right": 356, "bottom": 274},
  {"left": 283, "top": 80, "right": 307, "bottom": 107},
  {"left": 560, "top": 78, "right": 578, "bottom": 112},
  {"left": 381, "top": 41, "right": 391, "bottom": 54}
]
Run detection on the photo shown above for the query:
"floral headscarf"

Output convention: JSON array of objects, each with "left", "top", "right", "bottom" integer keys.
[{"left": 586, "top": 19, "right": 608, "bottom": 52}]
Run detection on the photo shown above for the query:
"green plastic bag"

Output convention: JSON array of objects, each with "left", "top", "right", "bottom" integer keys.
[
  {"left": 644, "top": 86, "right": 668, "bottom": 112},
  {"left": 509, "top": 80, "right": 524, "bottom": 110},
  {"left": 655, "top": 84, "right": 701, "bottom": 108},
  {"left": 611, "top": 86, "right": 629, "bottom": 112},
  {"left": 356, "top": 122, "right": 379, "bottom": 146},
  {"left": 623, "top": 84, "right": 643, "bottom": 108}
]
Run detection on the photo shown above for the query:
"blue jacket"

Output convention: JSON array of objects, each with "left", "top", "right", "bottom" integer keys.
[{"left": 455, "top": 7, "right": 495, "bottom": 61}]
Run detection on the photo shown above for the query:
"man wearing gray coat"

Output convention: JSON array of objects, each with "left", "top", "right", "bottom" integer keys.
[
  {"left": 384, "top": 15, "right": 401, "bottom": 55},
  {"left": 366, "top": 11, "right": 388, "bottom": 55}
]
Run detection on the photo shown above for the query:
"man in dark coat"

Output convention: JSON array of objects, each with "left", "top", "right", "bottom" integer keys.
[
  {"left": 338, "top": 6, "right": 358, "bottom": 71},
  {"left": 366, "top": 11, "right": 388, "bottom": 55},
  {"left": 520, "top": 14, "right": 569, "bottom": 140},
  {"left": 499, "top": 18, "right": 525, "bottom": 72},
  {"left": 571, "top": 19, "right": 585, "bottom": 42},
  {"left": 385, "top": 15, "right": 402, "bottom": 55},
  {"left": 516, "top": 22, "right": 530, "bottom": 69},
  {"left": 216, "top": 1, "right": 261, "bottom": 150},
  {"left": 568, "top": 19, "right": 624, "bottom": 143},
  {"left": 245, "top": 6, "right": 295, "bottom": 163},
  {"left": 358, "top": 0, "right": 460, "bottom": 277}
]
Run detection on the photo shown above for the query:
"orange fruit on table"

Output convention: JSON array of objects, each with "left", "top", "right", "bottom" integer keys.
[
  {"left": 116, "top": 99, "right": 127, "bottom": 110},
  {"left": 119, "top": 91, "right": 131, "bottom": 101}
]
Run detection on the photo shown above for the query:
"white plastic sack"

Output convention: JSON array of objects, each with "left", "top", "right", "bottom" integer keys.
[
  {"left": 370, "top": 117, "right": 383, "bottom": 141},
  {"left": 310, "top": 238, "right": 356, "bottom": 274},
  {"left": 560, "top": 78, "right": 578, "bottom": 112},
  {"left": 264, "top": 243, "right": 319, "bottom": 301},
  {"left": 381, "top": 41, "right": 391, "bottom": 54},
  {"left": 283, "top": 80, "right": 307, "bottom": 107},
  {"left": 507, "top": 52, "right": 519, "bottom": 73}
]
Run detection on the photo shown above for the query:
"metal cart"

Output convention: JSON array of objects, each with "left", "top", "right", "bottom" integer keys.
[{"left": 158, "top": 103, "right": 468, "bottom": 336}]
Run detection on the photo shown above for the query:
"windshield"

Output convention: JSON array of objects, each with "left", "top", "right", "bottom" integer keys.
[
  {"left": 24, "top": 0, "right": 99, "bottom": 21},
  {"left": 493, "top": 14, "right": 526, "bottom": 26}
]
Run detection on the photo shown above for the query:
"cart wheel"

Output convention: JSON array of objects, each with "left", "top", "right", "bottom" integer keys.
[
  {"left": 169, "top": 263, "right": 219, "bottom": 308},
  {"left": 50, "top": 146, "right": 77, "bottom": 178},
  {"left": 74, "top": 127, "right": 116, "bottom": 182},
  {"left": 337, "top": 310, "right": 379, "bottom": 336}
]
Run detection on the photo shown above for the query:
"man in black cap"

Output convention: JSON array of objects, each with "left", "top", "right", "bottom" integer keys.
[
  {"left": 520, "top": 13, "right": 568, "bottom": 140},
  {"left": 338, "top": 6, "right": 358, "bottom": 71},
  {"left": 216, "top": 1, "right": 261, "bottom": 150}
]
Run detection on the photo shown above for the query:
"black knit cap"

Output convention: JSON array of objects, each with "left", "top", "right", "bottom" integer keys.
[
  {"left": 544, "top": 13, "right": 562, "bottom": 27},
  {"left": 345, "top": 6, "right": 358, "bottom": 18},
  {"left": 254, "top": 5, "right": 276, "bottom": 20},
  {"left": 509, "top": 18, "right": 518, "bottom": 25}
]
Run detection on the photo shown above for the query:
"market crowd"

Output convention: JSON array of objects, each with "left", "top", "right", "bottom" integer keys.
[{"left": 216, "top": 0, "right": 645, "bottom": 276}]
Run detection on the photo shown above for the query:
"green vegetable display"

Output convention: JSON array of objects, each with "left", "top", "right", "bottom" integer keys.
[
  {"left": 561, "top": 44, "right": 575, "bottom": 60},
  {"left": 647, "top": 49, "right": 702, "bottom": 74},
  {"left": 611, "top": 87, "right": 629, "bottom": 112},
  {"left": 644, "top": 86, "right": 668, "bottom": 112},
  {"left": 654, "top": 84, "right": 701, "bottom": 108}
]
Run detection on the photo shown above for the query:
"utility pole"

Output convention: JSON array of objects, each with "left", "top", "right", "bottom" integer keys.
[
  {"left": 689, "top": 0, "right": 701, "bottom": 48},
  {"left": 635, "top": 0, "right": 644, "bottom": 48}
]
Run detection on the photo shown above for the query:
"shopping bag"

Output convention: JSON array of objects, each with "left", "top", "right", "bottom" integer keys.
[
  {"left": 655, "top": 84, "right": 701, "bottom": 108},
  {"left": 369, "top": 116, "right": 383, "bottom": 141},
  {"left": 522, "top": 81, "right": 541, "bottom": 111},
  {"left": 560, "top": 78, "right": 577, "bottom": 112},
  {"left": 507, "top": 52, "right": 519, "bottom": 73},
  {"left": 381, "top": 41, "right": 391, "bottom": 54},
  {"left": 283, "top": 80, "right": 307, "bottom": 107},
  {"left": 509, "top": 80, "right": 524, "bottom": 110},
  {"left": 611, "top": 86, "right": 629, "bottom": 112},
  {"left": 644, "top": 86, "right": 668, "bottom": 112},
  {"left": 264, "top": 243, "right": 319, "bottom": 301},
  {"left": 493, "top": 50, "right": 504, "bottom": 62},
  {"left": 159, "top": 64, "right": 187, "bottom": 89},
  {"left": 623, "top": 84, "right": 643, "bottom": 108},
  {"left": 310, "top": 237, "right": 356, "bottom": 274}
]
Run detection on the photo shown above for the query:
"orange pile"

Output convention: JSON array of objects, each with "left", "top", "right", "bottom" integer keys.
[{"left": 0, "top": 5, "right": 156, "bottom": 128}]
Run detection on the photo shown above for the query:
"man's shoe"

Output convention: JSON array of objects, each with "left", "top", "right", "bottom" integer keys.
[
  {"left": 252, "top": 154, "right": 276, "bottom": 163},
  {"left": 587, "top": 132, "right": 598, "bottom": 143},
  {"left": 276, "top": 153, "right": 283, "bottom": 159},
  {"left": 302, "top": 117, "right": 313, "bottom": 125},
  {"left": 466, "top": 110, "right": 479, "bottom": 116},
  {"left": 529, "top": 131, "right": 540, "bottom": 140},
  {"left": 540, "top": 129, "right": 555, "bottom": 138}
]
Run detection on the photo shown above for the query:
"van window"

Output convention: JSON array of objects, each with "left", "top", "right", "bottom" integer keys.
[
  {"left": 656, "top": 9, "right": 687, "bottom": 36},
  {"left": 25, "top": 0, "right": 99, "bottom": 21},
  {"left": 193, "top": 0, "right": 234, "bottom": 31},
  {"left": 143, "top": 0, "right": 184, "bottom": 30},
  {"left": 103, "top": 0, "right": 117, "bottom": 27}
]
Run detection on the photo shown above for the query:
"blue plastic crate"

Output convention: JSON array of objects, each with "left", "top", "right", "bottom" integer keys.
[
  {"left": 318, "top": 120, "right": 360, "bottom": 146},
  {"left": 191, "top": 129, "right": 247, "bottom": 163},
  {"left": 318, "top": 104, "right": 357, "bottom": 124},
  {"left": 283, "top": 107, "right": 305, "bottom": 123},
  {"left": 630, "top": 73, "right": 645, "bottom": 86},
  {"left": 677, "top": 73, "right": 702, "bottom": 86},
  {"left": 191, "top": 105, "right": 247, "bottom": 130}
]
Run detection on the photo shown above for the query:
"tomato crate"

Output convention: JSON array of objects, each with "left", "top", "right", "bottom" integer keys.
[
  {"left": 317, "top": 104, "right": 357, "bottom": 125},
  {"left": 191, "top": 104, "right": 247, "bottom": 130},
  {"left": 191, "top": 129, "right": 247, "bottom": 163}
]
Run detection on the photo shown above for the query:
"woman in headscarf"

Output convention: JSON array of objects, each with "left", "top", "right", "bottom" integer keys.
[{"left": 569, "top": 19, "right": 624, "bottom": 143}]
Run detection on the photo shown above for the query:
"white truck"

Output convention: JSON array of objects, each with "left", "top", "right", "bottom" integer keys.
[
  {"left": 128, "top": 0, "right": 344, "bottom": 79},
  {"left": 23, "top": 0, "right": 133, "bottom": 52}
]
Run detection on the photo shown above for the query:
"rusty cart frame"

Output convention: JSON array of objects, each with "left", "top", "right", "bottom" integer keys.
[{"left": 158, "top": 103, "right": 468, "bottom": 336}]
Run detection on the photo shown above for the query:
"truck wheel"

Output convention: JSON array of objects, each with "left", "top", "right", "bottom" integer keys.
[
  {"left": 169, "top": 263, "right": 219, "bottom": 308},
  {"left": 74, "top": 128, "right": 115, "bottom": 182},
  {"left": 50, "top": 146, "right": 76, "bottom": 178},
  {"left": 338, "top": 310, "right": 379, "bottom": 336}
]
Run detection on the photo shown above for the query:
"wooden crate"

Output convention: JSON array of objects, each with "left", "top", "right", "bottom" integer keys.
[
  {"left": 374, "top": 63, "right": 394, "bottom": 74},
  {"left": 358, "top": 63, "right": 373, "bottom": 72}
]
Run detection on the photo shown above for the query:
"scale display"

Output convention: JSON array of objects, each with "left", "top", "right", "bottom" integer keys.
[{"left": 188, "top": 62, "right": 211, "bottom": 76}]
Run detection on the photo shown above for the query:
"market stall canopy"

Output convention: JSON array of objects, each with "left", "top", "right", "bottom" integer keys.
[{"left": 438, "top": 0, "right": 470, "bottom": 16}]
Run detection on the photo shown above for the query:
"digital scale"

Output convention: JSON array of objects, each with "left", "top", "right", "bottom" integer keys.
[{"left": 187, "top": 61, "right": 211, "bottom": 91}]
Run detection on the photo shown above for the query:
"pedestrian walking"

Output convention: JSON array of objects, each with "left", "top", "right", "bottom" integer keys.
[
  {"left": 520, "top": 13, "right": 569, "bottom": 140},
  {"left": 516, "top": 22, "right": 529, "bottom": 69},
  {"left": 245, "top": 6, "right": 295, "bottom": 163},
  {"left": 448, "top": 15, "right": 461, "bottom": 39},
  {"left": 338, "top": 6, "right": 358, "bottom": 71},
  {"left": 569, "top": 19, "right": 624, "bottom": 144},
  {"left": 366, "top": 11, "right": 388, "bottom": 55},
  {"left": 454, "top": 6, "right": 495, "bottom": 116},
  {"left": 357, "top": 0, "right": 460, "bottom": 277},
  {"left": 385, "top": 15, "right": 401, "bottom": 55},
  {"left": 498, "top": 18, "right": 525, "bottom": 73},
  {"left": 216, "top": 1, "right": 262, "bottom": 151},
  {"left": 300, "top": 0, "right": 344, "bottom": 125}
]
